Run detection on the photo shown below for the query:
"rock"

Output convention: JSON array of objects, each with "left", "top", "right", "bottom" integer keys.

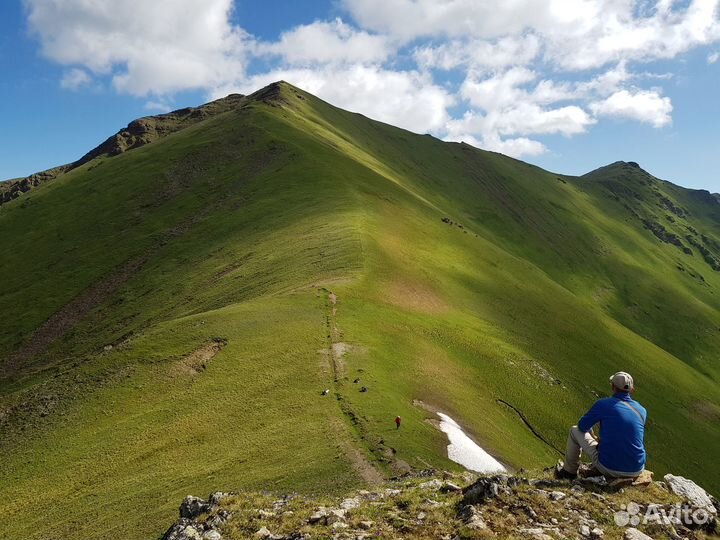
[
  {"left": 325, "top": 508, "right": 347, "bottom": 525},
  {"left": 308, "top": 508, "right": 328, "bottom": 524},
  {"left": 253, "top": 527, "right": 282, "bottom": 539},
  {"left": 462, "top": 475, "right": 519, "bottom": 505},
  {"left": 206, "top": 515, "right": 229, "bottom": 529},
  {"left": 209, "top": 492, "right": 231, "bottom": 506},
  {"left": 417, "top": 511, "right": 427, "bottom": 520},
  {"left": 202, "top": 532, "right": 223, "bottom": 540},
  {"left": 162, "top": 519, "right": 203, "bottom": 540},
  {"left": 591, "top": 527, "right": 604, "bottom": 538},
  {"left": 258, "top": 510, "right": 275, "bottom": 518},
  {"left": 519, "top": 527, "right": 552, "bottom": 540},
  {"left": 580, "top": 524, "right": 591, "bottom": 537},
  {"left": 440, "top": 482, "right": 462, "bottom": 493},
  {"left": 419, "top": 479, "right": 443, "bottom": 490},
  {"left": 358, "top": 520, "right": 374, "bottom": 530},
  {"left": 624, "top": 528, "right": 654, "bottom": 540},
  {"left": 664, "top": 474, "right": 717, "bottom": 514},
  {"left": 180, "top": 496, "right": 212, "bottom": 519},
  {"left": 549, "top": 491, "right": 566, "bottom": 501},
  {"left": 340, "top": 497, "right": 361, "bottom": 510},
  {"left": 460, "top": 504, "right": 488, "bottom": 529}
]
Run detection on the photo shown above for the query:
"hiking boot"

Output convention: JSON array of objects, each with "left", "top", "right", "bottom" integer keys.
[{"left": 554, "top": 461, "right": 577, "bottom": 480}]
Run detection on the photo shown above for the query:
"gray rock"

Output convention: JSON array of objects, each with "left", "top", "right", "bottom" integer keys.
[
  {"left": 340, "top": 497, "right": 361, "bottom": 510},
  {"left": 202, "top": 531, "right": 223, "bottom": 540},
  {"left": 419, "top": 479, "right": 443, "bottom": 491},
  {"left": 624, "top": 528, "right": 654, "bottom": 540},
  {"left": 253, "top": 526, "right": 281, "bottom": 539},
  {"left": 209, "top": 492, "right": 231, "bottom": 506},
  {"left": 664, "top": 474, "right": 717, "bottom": 514},
  {"left": 180, "top": 496, "right": 212, "bottom": 519},
  {"left": 591, "top": 527, "right": 604, "bottom": 538},
  {"left": 308, "top": 508, "right": 328, "bottom": 524},
  {"left": 580, "top": 524, "right": 591, "bottom": 537},
  {"left": 440, "top": 482, "right": 462, "bottom": 493},
  {"left": 549, "top": 491, "right": 566, "bottom": 501},
  {"left": 325, "top": 508, "right": 347, "bottom": 525},
  {"left": 162, "top": 519, "right": 203, "bottom": 540},
  {"left": 358, "top": 520, "right": 374, "bottom": 530},
  {"left": 462, "top": 475, "right": 518, "bottom": 505}
]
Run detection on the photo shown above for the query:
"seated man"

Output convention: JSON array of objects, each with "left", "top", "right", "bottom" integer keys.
[{"left": 557, "top": 371, "right": 647, "bottom": 479}]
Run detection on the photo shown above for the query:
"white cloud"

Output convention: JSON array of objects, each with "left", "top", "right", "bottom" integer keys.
[
  {"left": 215, "top": 65, "right": 454, "bottom": 134},
  {"left": 590, "top": 89, "right": 673, "bottom": 127},
  {"left": 343, "top": 0, "right": 720, "bottom": 69},
  {"left": 60, "top": 68, "right": 91, "bottom": 90},
  {"left": 414, "top": 34, "right": 541, "bottom": 70},
  {"left": 25, "top": 0, "right": 714, "bottom": 160},
  {"left": 25, "top": 0, "right": 251, "bottom": 96},
  {"left": 259, "top": 19, "right": 392, "bottom": 65}
]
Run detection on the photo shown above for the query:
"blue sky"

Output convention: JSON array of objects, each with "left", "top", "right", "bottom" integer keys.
[{"left": 1, "top": 0, "right": 719, "bottom": 191}]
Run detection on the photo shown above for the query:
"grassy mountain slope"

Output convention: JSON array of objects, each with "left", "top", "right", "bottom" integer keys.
[{"left": 1, "top": 82, "right": 719, "bottom": 540}]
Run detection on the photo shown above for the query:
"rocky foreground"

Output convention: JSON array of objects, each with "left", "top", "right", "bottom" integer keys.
[{"left": 161, "top": 470, "right": 719, "bottom": 540}]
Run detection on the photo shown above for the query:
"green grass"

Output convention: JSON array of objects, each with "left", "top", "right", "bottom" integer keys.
[{"left": 1, "top": 82, "right": 719, "bottom": 539}]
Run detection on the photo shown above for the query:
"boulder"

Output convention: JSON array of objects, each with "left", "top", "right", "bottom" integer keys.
[
  {"left": 180, "top": 496, "right": 212, "bottom": 519},
  {"left": 462, "top": 475, "right": 521, "bottom": 506},
  {"left": 664, "top": 474, "right": 717, "bottom": 514},
  {"left": 209, "top": 492, "right": 231, "bottom": 506},
  {"left": 624, "top": 528, "right": 654, "bottom": 540},
  {"left": 162, "top": 519, "right": 203, "bottom": 540}
]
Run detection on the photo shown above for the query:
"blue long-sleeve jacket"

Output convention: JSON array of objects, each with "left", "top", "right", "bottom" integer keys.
[{"left": 578, "top": 392, "right": 647, "bottom": 474}]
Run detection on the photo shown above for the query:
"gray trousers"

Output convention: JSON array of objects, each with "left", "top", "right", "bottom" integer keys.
[{"left": 563, "top": 425, "right": 641, "bottom": 478}]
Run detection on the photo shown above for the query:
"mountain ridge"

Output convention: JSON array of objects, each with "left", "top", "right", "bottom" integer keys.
[{"left": 1, "top": 81, "right": 720, "bottom": 540}]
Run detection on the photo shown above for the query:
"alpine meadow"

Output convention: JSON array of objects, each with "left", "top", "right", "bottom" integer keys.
[{"left": 2, "top": 82, "right": 720, "bottom": 540}]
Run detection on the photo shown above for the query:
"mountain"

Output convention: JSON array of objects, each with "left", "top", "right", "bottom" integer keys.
[{"left": 1, "top": 81, "right": 719, "bottom": 540}]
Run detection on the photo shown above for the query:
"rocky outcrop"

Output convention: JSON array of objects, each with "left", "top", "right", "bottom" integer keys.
[
  {"left": 664, "top": 474, "right": 718, "bottom": 515},
  {"left": 160, "top": 470, "right": 719, "bottom": 539},
  {"left": 0, "top": 93, "right": 247, "bottom": 208},
  {"left": 162, "top": 492, "right": 232, "bottom": 540}
]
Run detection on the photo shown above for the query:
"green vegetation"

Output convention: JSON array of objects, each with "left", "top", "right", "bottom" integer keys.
[{"left": 1, "top": 82, "right": 719, "bottom": 539}]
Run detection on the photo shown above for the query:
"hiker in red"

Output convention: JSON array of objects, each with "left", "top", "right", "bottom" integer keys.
[{"left": 395, "top": 416, "right": 401, "bottom": 430}]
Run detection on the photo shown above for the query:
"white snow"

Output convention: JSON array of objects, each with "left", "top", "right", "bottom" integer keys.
[{"left": 437, "top": 412, "right": 506, "bottom": 473}]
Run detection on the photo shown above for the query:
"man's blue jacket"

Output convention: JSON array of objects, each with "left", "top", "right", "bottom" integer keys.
[{"left": 578, "top": 392, "right": 647, "bottom": 474}]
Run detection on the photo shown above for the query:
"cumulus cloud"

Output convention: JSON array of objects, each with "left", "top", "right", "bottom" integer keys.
[
  {"left": 590, "top": 89, "right": 673, "bottom": 127},
  {"left": 259, "top": 19, "right": 392, "bottom": 65},
  {"left": 343, "top": 0, "right": 720, "bottom": 70},
  {"left": 214, "top": 65, "right": 453, "bottom": 134},
  {"left": 25, "top": 0, "right": 251, "bottom": 96},
  {"left": 60, "top": 67, "right": 91, "bottom": 90},
  {"left": 25, "top": 0, "right": 720, "bottom": 159}
]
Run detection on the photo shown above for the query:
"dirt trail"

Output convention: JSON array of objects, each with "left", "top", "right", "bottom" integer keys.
[{"left": 322, "top": 289, "right": 383, "bottom": 485}]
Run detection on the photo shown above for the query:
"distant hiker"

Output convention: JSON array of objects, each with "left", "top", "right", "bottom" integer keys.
[
  {"left": 321, "top": 389, "right": 330, "bottom": 396},
  {"left": 360, "top": 386, "right": 368, "bottom": 393},
  {"left": 354, "top": 378, "right": 360, "bottom": 384},
  {"left": 395, "top": 416, "right": 401, "bottom": 430},
  {"left": 556, "top": 371, "right": 647, "bottom": 480}
]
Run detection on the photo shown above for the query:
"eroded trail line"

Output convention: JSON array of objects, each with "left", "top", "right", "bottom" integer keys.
[
  {"left": 321, "top": 288, "right": 383, "bottom": 485},
  {"left": 497, "top": 399, "right": 563, "bottom": 455}
]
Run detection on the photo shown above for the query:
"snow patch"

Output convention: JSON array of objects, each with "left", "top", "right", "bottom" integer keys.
[{"left": 437, "top": 412, "right": 506, "bottom": 473}]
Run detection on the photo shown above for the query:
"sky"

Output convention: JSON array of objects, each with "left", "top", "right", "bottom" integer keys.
[{"left": 0, "top": 0, "right": 719, "bottom": 191}]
